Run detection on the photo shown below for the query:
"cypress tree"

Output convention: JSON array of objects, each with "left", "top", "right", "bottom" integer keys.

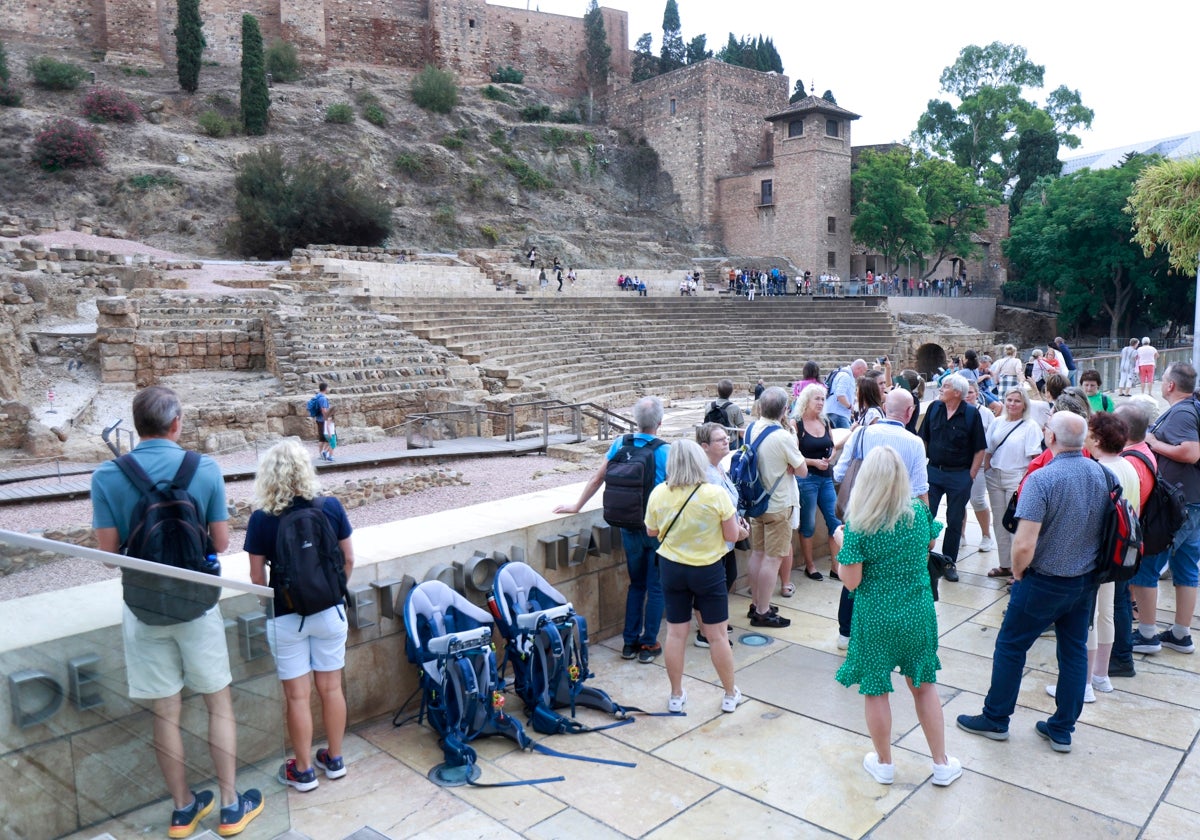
[
  {"left": 174, "top": 0, "right": 205, "bottom": 93},
  {"left": 583, "top": 0, "right": 611, "bottom": 122},
  {"left": 240, "top": 14, "right": 270, "bottom": 136}
]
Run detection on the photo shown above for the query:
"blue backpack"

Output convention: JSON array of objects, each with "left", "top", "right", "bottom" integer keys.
[{"left": 729, "top": 422, "right": 784, "bottom": 517}]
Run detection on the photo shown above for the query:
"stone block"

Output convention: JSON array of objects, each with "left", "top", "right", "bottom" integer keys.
[{"left": 96, "top": 297, "right": 135, "bottom": 316}]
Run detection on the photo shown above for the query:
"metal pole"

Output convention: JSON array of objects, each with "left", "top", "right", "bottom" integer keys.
[{"left": 1193, "top": 250, "right": 1200, "bottom": 374}]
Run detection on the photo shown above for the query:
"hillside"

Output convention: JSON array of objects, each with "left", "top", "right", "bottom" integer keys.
[{"left": 0, "top": 41, "right": 714, "bottom": 266}]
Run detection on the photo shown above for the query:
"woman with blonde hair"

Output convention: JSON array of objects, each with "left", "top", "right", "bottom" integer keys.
[
  {"left": 992, "top": 344, "right": 1024, "bottom": 398},
  {"left": 794, "top": 383, "right": 842, "bottom": 582},
  {"left": 834, "top": 446, "right": 960, "bottom": 787},
  {"left": 983, "top": 388, "right": 1044, "bottom": 578},
  {"left": 245, "top": 439, "right": 355, "bottom": 792},
  {"left": 645, "top": 439, "right": 745, "bottom": 714}
]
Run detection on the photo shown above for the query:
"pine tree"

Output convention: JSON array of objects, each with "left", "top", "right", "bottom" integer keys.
[
  {"left": 632, "top": 33, "right": 658, "bottom": 82},
  {"left": 240, "top": 14, "right": 270, "bottom": 136},
  {"left": 659, "top": 0, "right": 684, "bottom": 72},
  {"left": 174, "top": 0, "right": 205, "bottom": 93},
  {"left": 583, "top": 0, "right": 611, "bottom": 123}
]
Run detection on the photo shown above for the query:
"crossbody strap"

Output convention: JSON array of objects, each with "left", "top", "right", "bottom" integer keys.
[{"left": 658, "top": 485, "right": 702, "bottom": 547}]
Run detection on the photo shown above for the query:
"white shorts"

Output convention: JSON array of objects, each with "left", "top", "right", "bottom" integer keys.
[
  {"left": 122, "top": 605, "right": 232, "bottom": 700},
  {"left": 269, "top": 605, "right": 348, "bottom": 681}
]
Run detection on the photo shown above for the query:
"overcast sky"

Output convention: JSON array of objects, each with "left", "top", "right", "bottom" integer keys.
[{"left": 492, "top": 0, "right": 1196, "bottom": 158}]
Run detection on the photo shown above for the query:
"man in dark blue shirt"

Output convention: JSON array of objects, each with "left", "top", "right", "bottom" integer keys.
[{"left": 1054, "top": 337, "right": 1077, "bottom": 386}]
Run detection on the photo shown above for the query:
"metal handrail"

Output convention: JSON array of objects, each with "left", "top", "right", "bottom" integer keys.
[{"left": 0, "top": 530, "right": 274, "bottom": 597}]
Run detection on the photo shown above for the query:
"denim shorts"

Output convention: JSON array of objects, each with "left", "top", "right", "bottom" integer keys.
[{"left": 1132, "top": 504, "right": 1200, "bottom": 588}]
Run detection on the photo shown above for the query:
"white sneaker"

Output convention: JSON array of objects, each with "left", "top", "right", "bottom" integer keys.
[
  {"left": 721, "top": 687, "right": 744, "bottom": 713},
  {"left": 979, "top": 535, "right": 997, "bottom": 552},
  {"left": 668, "top": 690, "right": 687, "bottom": 713},
  {"left": 1046, "top": 683, "right": 1095, "bottom": 703},
  {"left": 863, "top": 752, "right": 894, "bottom": 785},
  {"left": 837, "top": 634, "right": 850, "bottom": 650},
  {"left": 931, "top": 756, "right": 962, "bottom": 787},
  {"left": 1091, "top": 675, "right": 1114, "bottom": 693}
]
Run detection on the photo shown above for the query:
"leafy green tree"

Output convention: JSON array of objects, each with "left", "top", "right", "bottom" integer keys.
[
  {"left": 632, "top": 33, "right": 658, "bottom": 82},
  {"left": 583, "top": 0, "right": 611, "bottom": 122},
  {"left": 265, "top": 39, "right": 302, "bottom": 83},
  {"left": 174, "top": 0, "right": 205, "bottom": 93},
  {"left": 789, "top": 79, "right": 809, "bottom": 104},
  {"left": 1008, "top": 125, "right": 1061, "bottom": 215},
  {"left": 411, "top": 64, "right": 457, "bottom": 113},
  {"left": 660, "top": 0, "right": 685, "bottom": 72},
  {"left": 851, "top": 149, "right": 933, "bottom": 274},
  {"left": 685, "top": 34, "right": 711, "bottom": 64},
  {"left": 239, "top": 14, "right": 270, "bottom": 135},
  {"left": 1006, "top": 157, "right": 1161, "bottom": 339},
  {"left": 716, "top": 34, "right": 782, "bottom": 73},
  {"left": 913, "top": 42, "right": 1092, "bottom": 191},
  {"left": 1129, "top": 157, "right": 1200, "bottom": 277},
  {"left": 910, "top": 154, "right": 993, "bottom": 278}
]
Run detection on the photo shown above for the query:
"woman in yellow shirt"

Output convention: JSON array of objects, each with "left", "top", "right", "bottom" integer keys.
[{"left": 645, "top": 440, "right": 745, "bottom": 714}]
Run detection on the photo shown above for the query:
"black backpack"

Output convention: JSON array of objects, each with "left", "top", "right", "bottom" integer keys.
[
  {"left": 1121, "top": 449, "right": 1188, "bottom": 556},
  {"left": 272, "top": 497, "right": 348, "bottom": 625},
  {"left": 116, "top": 451, "right": 221, "bottom": 626},
  {"left": 602, "top": 436, "right": 666, "bottom": 531},
  {"left": 703, "top": 400, "right": 732, "bottom": 427}
]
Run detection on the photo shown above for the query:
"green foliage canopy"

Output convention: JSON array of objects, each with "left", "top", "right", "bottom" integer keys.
[
  {"left": 632, "top": 33, "right": 658, "bottom": 82},
  {"left": 660, "top": 0, "right": 685, "bottom": 72},
  {"left": 851, "top": 149, "right": 932, "bottom": 274},
  {"left": 1129, "top": 157, "right": 1200, "bottom": 276},
  {"left": 583, "top": 0, "right": 611, "bottom": 122},
  {"left": 411, "top": 65, "right": 458, "bottom": 113},
  {"left": 239, "top": 15, "right": 270, "bottom": 135}
]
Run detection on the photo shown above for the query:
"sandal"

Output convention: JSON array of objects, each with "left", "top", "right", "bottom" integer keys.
[
  {"left": 804, "top": 570, "right": 823, "bottom": 582},
  {"left": 781, "top": 582, "right": 796, "bottom": 597},
  {"left": 987, "top": 567, "right": 1014, "bottom": 578}
]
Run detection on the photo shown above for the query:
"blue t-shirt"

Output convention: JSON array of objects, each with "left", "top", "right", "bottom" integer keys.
[
  {"left": 827, "top": 369, "right": 855, "bottom": 420},
  {"left": 314, "top": 393, "right": 329, "bottom": 418},
  {"left": 606, "top": 433, "right": 669, "bottom": 484},
  {"left": 244, "top": 496, "right": 353, "bottom": 617},
  {"left": 92, "top": 439, "right": 228, "bottom": 541}
]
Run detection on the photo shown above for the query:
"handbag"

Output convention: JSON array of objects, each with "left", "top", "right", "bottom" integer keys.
[
  {"left": 834, "top": 424, "right": 866, "bottom": 519},
  {"left": 928, "top": 550, "right": 953, "bottom": 602},
  {"left": 1002, "top": 491, "right": 1020, "bottom": 534}
]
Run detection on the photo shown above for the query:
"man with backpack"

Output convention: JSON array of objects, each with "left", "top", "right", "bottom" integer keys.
[
  {"left": 957, "top": 412, "right": 1110, "bottom": 753},
  {"left": 704, "top": 378, "right": 745, "bottom": 447},
  {"left": 308, "top": 382, "right": 333, "bottom": 462},
  {"left": 1131, "top": 362, "right": 1200, "bottom": 656},
  {"left": 826, "top": 359, "right": 867, "bottom": 429},
  {"left": 91, "top": 387, "right": 264, "bottom": 838},
  {"left": 554, "top": 397, "right": 671, "bottom": 663}
]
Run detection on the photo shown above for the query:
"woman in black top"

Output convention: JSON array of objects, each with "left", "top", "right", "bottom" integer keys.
[{"left": 795, "top": 384, "right": 842, "bottom": 581}]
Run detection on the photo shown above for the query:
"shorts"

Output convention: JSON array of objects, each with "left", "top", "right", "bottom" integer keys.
[
  {"left": 750, "top": 507, "right": 794, "bottom": 557},
  {"left": 660, "top": 557, "right": 730, "bottom": 625},
  {"left": 315, "top": 419, "right": 327, "bottom": 442},
  {"left": 1132, "top": 504, "right": 1200, "bottom": 589},
  {"left": 1139, "top": 365, "right": 1155, "bottom": 385},
  {"left": 123, "top": 605, "right": 232, "bottom": 700},
  {"left": 269, "top": 605, "right": 348, "bottom": 681}
]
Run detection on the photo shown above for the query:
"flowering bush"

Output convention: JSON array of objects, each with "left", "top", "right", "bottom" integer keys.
[
  {"left": 31, "top": 119, "right": 104, "bottom": 171},
  {"left": 80, "top": 86, "right": 140, "bottom": 123}
]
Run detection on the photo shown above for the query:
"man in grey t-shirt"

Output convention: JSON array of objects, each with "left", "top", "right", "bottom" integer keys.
[{"left": 957, "top": 412, "right": 1109, "bottom": 753}]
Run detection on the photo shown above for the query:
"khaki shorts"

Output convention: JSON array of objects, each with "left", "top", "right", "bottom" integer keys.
[
  {"left": 750, "top": 507, "right": 794, "bottom": 557},
  {"left": 122, "top": 605, "right": 232, "bottom": 700}
]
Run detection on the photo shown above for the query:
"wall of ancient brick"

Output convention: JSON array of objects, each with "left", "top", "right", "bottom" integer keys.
[
  {"left": 0, "top": 0, "right": 105, "bottom": 52},
  {"left": 322, "top": 0, "right": 429, "bottom": 69},
  {"left": 608, "top": 60, "right": 789, "bottom": 239}
]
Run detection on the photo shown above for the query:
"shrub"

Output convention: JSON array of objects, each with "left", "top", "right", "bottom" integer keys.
[
  {"left": 120, "top": 66, "right": 153, "bottom": 78},
  {"left": 362, "top": 104, "right": 387, "bottom": 127},
  {"left": 324, "top": 102, "right": 354, "bottom": 124},
  {"left": 519, "top": 104, "right": 551, "bottom": 123},
  {"left": 128, "top": 172, "right": 178, "bottom": 190},
  {"left": 490, "top": 66, "right": 524, "bottom": 84},
  {"left": 228, "top": 146, "right": 393, "bottom": 258},
  {"left": 544, "top": 127, "right": 570, "bottom": 151},
  {"left": 489, "top": 129, "right": 512, "bottom": 154},
  {"left": 393, "top": 152, "right": 422, "bottom": 176},
  {"left": 482, "top": 84, "right": 516, "bottom": 105},
  {"left": 198, "top": 109, "right": 233, "bottom": 137},
  {"left": 411, "top": 65, "right": 457, "bottom": 114},
  {"left": 479, "top": 224, "right": 499, "bottom": 245},
  {"left": 554, "top": 108, "right": 581, "bottom": 124},
  {"left": 29, "top": 56, "right": 89, "bottom": 91},
  {"left": 439, "top": 134, "right": 464, "bottom": 151},
  {"left": 265, "top": 39, "right": 302, "bottom": 83},
  {"left": 432, "top": 205, "right": 456, "bottom": 227},
  {"left": 0, "top": 80, "right": 20, "bottom": 108},
  {"left": 0, "top": 38, "right": 12, "bottom": 82},
  {"left": 501, "top": 156, "right": 552, "bottom": 190},
  {"left": 81, "top": 87, "right": 141, "bottom": 123},
  {"left": 355, "top": 91, "right": 380, "bottom": 108},
  {"left": 31, "top": 118, "right": 104, "bottom": 171}
]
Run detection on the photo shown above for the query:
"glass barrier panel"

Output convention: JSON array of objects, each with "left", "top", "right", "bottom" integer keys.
[{"left": 0, "top": 536, "right": 290, "bottom": 840}]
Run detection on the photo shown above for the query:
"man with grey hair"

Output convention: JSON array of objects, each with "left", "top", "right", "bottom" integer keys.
[
  {"left": 827, "top": 359, "right": 868, "bottom": 430},
  {"left": 555, "top": 396, "right": 671, "bottom": 662},
  {"left": 745, "top": 387, "right": 807, "bottom": 628},
  {"left": 958, "top": 412, "right": 1110, "bottom": 752},
  {"left": 91, "top": 386, "right": 264, "bottom": 837},
  {"left": 918, "top": 373, "right": 986, "bottom": 582}
]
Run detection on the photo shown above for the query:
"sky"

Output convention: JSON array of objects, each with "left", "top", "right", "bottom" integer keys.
[{"left": 491, "top": 0, "right": 1197, "bottom": 158}]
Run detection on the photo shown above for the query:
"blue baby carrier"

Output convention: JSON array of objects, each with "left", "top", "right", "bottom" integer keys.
[{"left": 489, "top": 562, "right": 655, "bottom": 735}]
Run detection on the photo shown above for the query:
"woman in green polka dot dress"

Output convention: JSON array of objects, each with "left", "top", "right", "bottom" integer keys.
[{"left": 834, "top": 446, "right": 962, "bottom": 787}]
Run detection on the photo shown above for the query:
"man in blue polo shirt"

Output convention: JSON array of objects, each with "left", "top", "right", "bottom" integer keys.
[
  {"left": 555, "top": 396, "right": 671, "bottom": 663},
  {"left": 827, "top": 359, "right": 867, "bottom": 430},
  {"left": 91, "top": 386, "right": 263, "bottom": 838}
]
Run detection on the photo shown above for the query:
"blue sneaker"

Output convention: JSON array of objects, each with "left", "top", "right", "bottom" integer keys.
[
  {"left": 217, "top": 789, "right": 264, "bottom": 837},
  {"left": 1035, "top": 720, "right": 1072, "bottom": 753},
  {"left": 315, "top": 748, "right": 347, "bottom": 779},
  {"left": 278, "top": 758, "right": 318, "bottom": 791},
  {"left": 168, "top": 789, "right": 214, "bottom": 839},
  {"left": 956, "top": 713, "right": 1009, "bottom": 741}
]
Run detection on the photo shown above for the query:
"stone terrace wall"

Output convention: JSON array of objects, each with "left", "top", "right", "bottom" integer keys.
[
  {"left": 609, "top": 60, "right": 789, "bottom": 239},
  {"left": 0, "top": 0, "right": 105, "bottom": 51}
]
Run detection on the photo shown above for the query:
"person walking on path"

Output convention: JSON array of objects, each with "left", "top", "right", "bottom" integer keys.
[{"left": 246, "top": 440, "right": 355, "bottom": 795}]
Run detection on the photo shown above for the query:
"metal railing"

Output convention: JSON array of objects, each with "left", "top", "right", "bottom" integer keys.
[{"left": 402, "top": 399, "right": 636, "bottom": 450}]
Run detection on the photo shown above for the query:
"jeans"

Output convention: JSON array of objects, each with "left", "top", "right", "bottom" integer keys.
[
  {"left": 1112, "top": 578, "right": 1133, "bottom": 665},
  {"left": 797, "top": 474, "right": 841, "bottom": 538},
  {"left": 1132, "top": 503, "right": 1200, "bottom": 588},
  {"left": 927, "top": 466, "right": 973, "bottom": 563},
  {"left": 982, "top": 570, "right": 1097, "bottom": 741},
  {"left": 620, "top": 528, "right": 664, "bottom": 647},
  {"left": 826, "top": 413, "right": 851, "bottom": 430}
]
